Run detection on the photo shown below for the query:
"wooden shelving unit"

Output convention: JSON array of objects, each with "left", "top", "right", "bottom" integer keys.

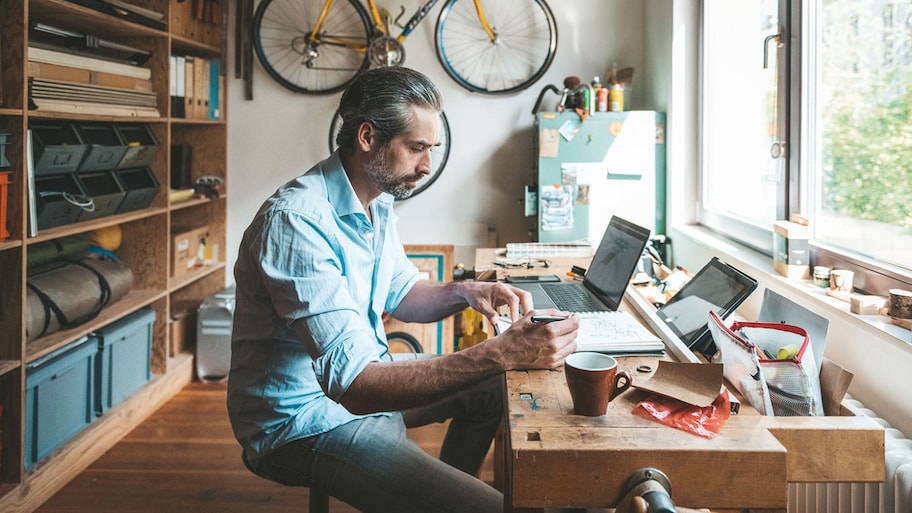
[{"left": 0, "top": 0, "right": 228, "bottom": 510}]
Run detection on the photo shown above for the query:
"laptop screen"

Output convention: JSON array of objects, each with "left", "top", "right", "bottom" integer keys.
[{"left": 584, "top": 216, "right": 652, "bottom": 310}]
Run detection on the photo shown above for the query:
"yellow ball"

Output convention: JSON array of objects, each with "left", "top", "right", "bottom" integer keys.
[{"left": 89, "top": 225, "right": 123, "bottom": 251}]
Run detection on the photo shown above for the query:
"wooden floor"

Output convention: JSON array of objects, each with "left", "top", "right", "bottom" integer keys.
[{"left": 35, "top": 381, "right": 491, "bottom": 513}]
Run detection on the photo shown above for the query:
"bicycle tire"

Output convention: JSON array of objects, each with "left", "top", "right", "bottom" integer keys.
[
  {"left": 328, "top": 109, "right": 451, "bottom": 200},
  {"left": 386, "top": 331, "right": 424, "bottom": 354},
  {"left": 253, "top": 0, "right": 372, "bottom": 94},
  {"left": 435, "top": 0, "right": 558, "bottom": 95}
]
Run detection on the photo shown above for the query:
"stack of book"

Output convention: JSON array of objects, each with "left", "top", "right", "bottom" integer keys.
[{"left": 27, "top": 24, "right": 158, "bottom": 118}]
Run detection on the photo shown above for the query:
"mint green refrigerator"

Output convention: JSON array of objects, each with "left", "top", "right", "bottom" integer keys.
[{"left": 534, "top": 110, "right": 666, "bottom": 242}]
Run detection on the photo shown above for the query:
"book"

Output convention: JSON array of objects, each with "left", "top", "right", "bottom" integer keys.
[
  {"left": 506, "top": 240, "right": 595, "bottom": 259},
  {"left": 26, "top": 129, "right": 38, "bottom": 237},
  {"left": 30, "top": 98, "right": 160, "bottom": 117},
  {"left": 29, "top": 78, "right": 157, "bottom": 107},
  {"left": 28, "top": 61, "right": 153, "bottom": 92},
  {"left": 28, "top": 46, "right": 151, "bottom": 80}
]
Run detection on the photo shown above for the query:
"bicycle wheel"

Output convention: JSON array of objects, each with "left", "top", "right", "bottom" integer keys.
[
  {"left": 435, "top": 0, "right": 557, "bottom": 95},
  {"left": 328, "top": 109, "right": 451, "bottom": 199},
  {"left": 253, "top": 0, "right": 372, "bottom": 94}
]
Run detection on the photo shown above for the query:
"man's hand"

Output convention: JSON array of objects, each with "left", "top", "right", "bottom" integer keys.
[
  {"left": 493, "top": 310, "right": 579, "bottom": 370},
  {"left": 456, "top": 281, "right": 533, "bottom": 326}
]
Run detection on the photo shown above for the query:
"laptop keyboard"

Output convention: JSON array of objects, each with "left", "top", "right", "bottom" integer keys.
[{"left": 541, "top": 283, "right": 607, "bottom": 312}]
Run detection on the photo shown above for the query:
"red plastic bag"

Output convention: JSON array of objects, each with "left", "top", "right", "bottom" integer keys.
[{"left": 634, "top": 389, "right": 731, "bottom": 439}]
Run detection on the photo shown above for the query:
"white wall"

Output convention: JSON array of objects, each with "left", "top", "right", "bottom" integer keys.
[{"left": 226, "top": 0, "right": 657, "bottom": 270}]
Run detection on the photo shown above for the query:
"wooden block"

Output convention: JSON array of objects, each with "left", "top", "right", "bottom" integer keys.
[
  {"left": 850, "top": 294, "right": 887, "bottom": 315},
  {"left": 760, "top": 415, "right": 884, "bottom": 482}
]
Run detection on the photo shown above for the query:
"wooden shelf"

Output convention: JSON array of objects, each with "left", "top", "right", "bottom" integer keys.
[
  {"left": 29, "top": 0, "right": 167, "bottom": 39},
  {"left": 0, "top": 359, "right": 20, "bottom": 376},
  {"left": 25, "top": 207, "right": 168, "bottom": 245},
  {"left": 0, "top": 0, "right": 228, "bottom": 508}
]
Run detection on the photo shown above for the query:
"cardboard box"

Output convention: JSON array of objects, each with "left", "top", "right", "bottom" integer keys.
[
  {"left": 171, "top": 225, "right": 209, "bottom": 277},
  {"left": 169, "top": 300, "right": 200, "bottom": 356},
  {"left": 773, "top": 220, "right": 810, "bottom": 279}
]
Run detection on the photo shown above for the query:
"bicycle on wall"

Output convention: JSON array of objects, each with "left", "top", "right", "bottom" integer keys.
[{"left": 252, "top": 0, "right": 559, "bottom": 95}]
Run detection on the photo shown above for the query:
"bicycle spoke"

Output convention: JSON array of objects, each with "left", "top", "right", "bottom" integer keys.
[
  {"left": 254, "top": 0, "right": 371, "bottom": 94},
  {"left": 436, "top": 0, "right": 556, "bottom": 94}
]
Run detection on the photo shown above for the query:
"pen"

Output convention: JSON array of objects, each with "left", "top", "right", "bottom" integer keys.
[{"left": 532, "top": 315, "right": 569, "bottom": 324}]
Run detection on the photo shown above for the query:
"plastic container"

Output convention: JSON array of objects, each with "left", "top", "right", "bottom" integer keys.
[
  {"left": 25, "top": 336, "right": 97, "bottom": 469},
  {"left": 92, "top": 308, "right": 155, "bottom": 415}
]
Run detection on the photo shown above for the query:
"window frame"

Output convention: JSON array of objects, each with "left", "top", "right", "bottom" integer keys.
[{"left": 698, "top": 0, "right": 912, "bottom": 297}]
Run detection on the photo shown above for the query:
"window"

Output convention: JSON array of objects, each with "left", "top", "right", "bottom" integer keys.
[{"left": 699, "top": 0, "right": 912, "bottom": 295}]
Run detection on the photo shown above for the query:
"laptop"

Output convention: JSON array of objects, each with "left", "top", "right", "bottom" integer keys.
[
  {"left": 510, "top": 216, "right": 662, "bottom": 352},
  {"left": 656, "top": 257, "right": 758, "bottom": 358},
  {"left": 513, "top": 216, "right": 652, "bottom": 313}
]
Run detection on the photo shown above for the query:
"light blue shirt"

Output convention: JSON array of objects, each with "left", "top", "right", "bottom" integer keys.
[{"left": 227, "top": 152, "right": 420, "bottom": 466}]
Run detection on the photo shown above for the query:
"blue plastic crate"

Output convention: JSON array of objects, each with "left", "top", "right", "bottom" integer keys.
[
  {"left": 92, "top": 308, "right": 155, "bottom": 415},
  {"left": 25, "top": 336, "right": 97, "bottom": 470}
]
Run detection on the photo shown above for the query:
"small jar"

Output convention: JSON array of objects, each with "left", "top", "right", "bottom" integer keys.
[{"left": 813, "top": 266, "right": 831, "bottom": 288}]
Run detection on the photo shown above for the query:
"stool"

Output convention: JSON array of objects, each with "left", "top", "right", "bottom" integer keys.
[{"left": 242, "top": 451, "right": 330, "bottom": 513}]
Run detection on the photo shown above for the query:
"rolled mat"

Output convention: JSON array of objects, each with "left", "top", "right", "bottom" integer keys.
[
  {"left": 26, "top": 235, "right": 91, "bottom": 268},
  {"left": 26, "top": 254, "right": 134, "bottom": 341}
]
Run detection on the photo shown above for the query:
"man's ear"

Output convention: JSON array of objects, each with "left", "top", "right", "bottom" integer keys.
[{"left": 355, "top": 121, "right": 374, "bottom": 152}]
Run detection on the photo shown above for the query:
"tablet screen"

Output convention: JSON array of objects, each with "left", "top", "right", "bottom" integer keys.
[{"left": 656, "top": 257, "right": 758, "bottom": 358}]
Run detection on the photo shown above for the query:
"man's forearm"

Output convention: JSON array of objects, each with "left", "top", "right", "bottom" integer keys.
[
  {"left": 390, "top": 281, "right": 469, "bottom": 324},
  {"left": 339, "top": 343, "right": 503, "bottom": 415}
]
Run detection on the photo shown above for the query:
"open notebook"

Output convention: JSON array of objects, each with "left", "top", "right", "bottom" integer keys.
[{"left": 496, "top": 307, "right": 664, "bottom": 355}]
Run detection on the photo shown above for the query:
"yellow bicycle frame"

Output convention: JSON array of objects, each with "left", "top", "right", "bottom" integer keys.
[{"left": 308, "top": 0, "right": 496, "bottom": 49}]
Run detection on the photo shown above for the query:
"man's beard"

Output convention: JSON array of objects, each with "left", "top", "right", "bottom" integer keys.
[{"left": 366, "top": 148, "right": 422, "bottom": 200}]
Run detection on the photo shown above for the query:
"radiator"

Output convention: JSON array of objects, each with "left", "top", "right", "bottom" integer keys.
[{"left": 789, "top": 396, "right": 912, "bottom": 513}]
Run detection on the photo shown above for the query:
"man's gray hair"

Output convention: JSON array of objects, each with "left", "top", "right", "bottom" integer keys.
[{"left": 335, "top": 67, "right": 442, "bottom": 152}]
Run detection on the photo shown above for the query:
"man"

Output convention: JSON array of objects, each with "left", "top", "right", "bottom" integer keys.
[{"left": 228, "top": 67, "right": 579, "bottom": 513}]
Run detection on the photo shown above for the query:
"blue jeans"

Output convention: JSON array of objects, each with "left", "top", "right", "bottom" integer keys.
[{"left": 251, "top": 374, "right": 504, "bottom": 513}]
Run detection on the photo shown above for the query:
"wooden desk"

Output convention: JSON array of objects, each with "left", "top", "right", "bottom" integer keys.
[{"left": 475, "top": 248, "right": 884, "bottom": 511}]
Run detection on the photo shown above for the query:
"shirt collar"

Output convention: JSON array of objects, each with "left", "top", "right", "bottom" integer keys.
[{"left": 324, "top": 151, "right": 395, "bottom": 220}]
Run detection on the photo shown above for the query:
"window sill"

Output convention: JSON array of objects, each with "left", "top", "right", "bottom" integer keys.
[{"left": 672, "top": 223, "right": 912, "bottom": 351}]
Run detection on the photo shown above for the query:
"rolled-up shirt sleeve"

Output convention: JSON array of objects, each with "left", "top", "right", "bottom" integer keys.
[{"left": 257, "top": 205, "right": 381, "bottom": 403}]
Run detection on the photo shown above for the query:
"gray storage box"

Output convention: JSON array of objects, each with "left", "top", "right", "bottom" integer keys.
[
  {"left": 92, "top": 307, "right": 154, "bottom": 415},
  {"left": 114, "top": 167, "right": 159, "bottom": 213},
  {"left": 197, "top": 285, "right": 235, "bottom": 381},
  {"left": 25, "top": 336, "right": 97, "bottom": 470},
  {"left": 35, "top": 172, "right": 91, "bottom": 229},
  {"left": 115, "top": 124, "right": 159, "bottom": 169},
  {"left": 77, "top": 171, "right": 126, "bottom": 221},
  {"left": 30, "top": 122, "right": 88, "bottom": 175},
  {"left": 76, "top": 123, "right": 128, "bottom": 172}
]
